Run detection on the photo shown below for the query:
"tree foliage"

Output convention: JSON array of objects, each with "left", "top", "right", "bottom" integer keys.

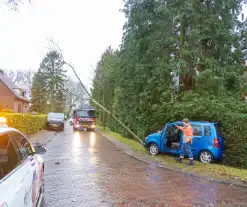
[
  {"left": 31, "top": 50, "right": 67, "bottom": 113},
  {"left": 92, "top": 0, "right": 247, "bottom": 166}
]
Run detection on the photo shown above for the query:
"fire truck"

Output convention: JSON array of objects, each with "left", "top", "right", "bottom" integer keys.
[{"left": 72, "top": 106, "right": 96, "bottom": 131}]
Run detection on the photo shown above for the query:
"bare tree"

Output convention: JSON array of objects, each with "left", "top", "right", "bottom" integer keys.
[
  {"left": 5, "top": 0, "right": 31, "bottom": 10},
  {"left": 47, "top": 38, "right": 143, "bottom": 144},
  {"left": 65, "top": 77, "right": 88, "bottom": 117},
  {"left": 3, "top": 69, "right": 34, "bottom": 97}
]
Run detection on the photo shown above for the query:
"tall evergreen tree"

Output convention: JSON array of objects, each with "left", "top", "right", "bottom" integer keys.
[{"left": 31, "top": 50, "right": 67, "bottom": 112}]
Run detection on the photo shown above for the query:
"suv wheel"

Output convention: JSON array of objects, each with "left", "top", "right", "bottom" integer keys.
[
  {"left": 199, "top": 150, "right": 213, "bottom": 163},
  {"left": 149, "top": 143, "right": 159, "bottom": 155}
]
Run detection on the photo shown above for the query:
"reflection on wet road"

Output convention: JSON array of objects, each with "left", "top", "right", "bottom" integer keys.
[{"left": 42, "top": 124, "right": 247, "bottom": 207}]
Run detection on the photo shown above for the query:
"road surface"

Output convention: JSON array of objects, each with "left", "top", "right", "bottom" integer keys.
[{"left": 42, "top": 124, "right": 247, "bottom": 207}]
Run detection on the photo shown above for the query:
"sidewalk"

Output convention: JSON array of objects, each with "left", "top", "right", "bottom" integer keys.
[
  {"left": 27, "top": 129, "right": 57, "bottom": 146},
  {"left": 97, "top": 127, "right": 247, "bottom": 188}
]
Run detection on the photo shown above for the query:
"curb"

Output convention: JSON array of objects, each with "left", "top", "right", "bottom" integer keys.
[{"left": 98, "top": 130, "right": 247, "bottom": 189}]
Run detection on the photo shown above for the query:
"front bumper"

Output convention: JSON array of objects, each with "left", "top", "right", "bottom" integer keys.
[
  {"left": 74, "top": 124, "right": 95, "bottom": 129},
  {"left": 47, "top": 123, "right": 64, "bottom": 129}
]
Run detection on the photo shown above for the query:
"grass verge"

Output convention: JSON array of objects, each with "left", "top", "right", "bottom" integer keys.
[{"left": 98, "top": 126, "right": 247, "bottom": 184}]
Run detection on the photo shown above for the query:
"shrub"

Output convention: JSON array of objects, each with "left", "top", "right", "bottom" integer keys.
[
  {"left": 219, "top": 113, "right": 247, "bottom": 166},
  {"left": 244, "top": 143, "right": 247, "bottom": 169},
  {"left": 1, "top": 109, "right": 14, "bottom": 113},
  {"left": 0, "top": 112, "right": 47, "bottom": 135}
]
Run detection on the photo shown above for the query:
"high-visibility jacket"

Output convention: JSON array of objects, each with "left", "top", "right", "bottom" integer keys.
[{"left": 177, "top": 124, "right": 193, "bottom": 143}]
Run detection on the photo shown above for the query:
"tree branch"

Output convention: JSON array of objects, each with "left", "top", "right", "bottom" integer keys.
[{"left": 46, "top": 38, "right": 143, "bottom": 144}]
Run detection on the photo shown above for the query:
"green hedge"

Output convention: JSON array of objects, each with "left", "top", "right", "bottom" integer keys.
[
  {"left": 0, "top": 109, "right": 14, "bottom": 113},
  {"left": 219, "top": 113, "right": 247, "bottom": 167},
  {"left": 0, "top": 112, "right": 47, "bottom": 135},
  {"left": 244, "top": 143, "right": 247, "bottom": 169}
]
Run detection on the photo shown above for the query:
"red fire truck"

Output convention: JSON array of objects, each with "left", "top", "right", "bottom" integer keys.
[{"left": 72, "top": 106, "right": 96, "bottom": 131}]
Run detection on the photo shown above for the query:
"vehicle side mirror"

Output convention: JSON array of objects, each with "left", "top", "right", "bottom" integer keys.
[{"left": 34, "top": 142, "right": 46, "bottom": 154}]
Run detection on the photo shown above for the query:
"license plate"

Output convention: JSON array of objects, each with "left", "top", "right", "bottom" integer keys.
[{"left": 51, "top": 124, "right": 58, "bottom": 127}]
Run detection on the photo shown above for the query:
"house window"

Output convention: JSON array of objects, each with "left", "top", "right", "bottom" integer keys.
[{"left": 22, "top": 91, "right": 26, "bottom": 97}]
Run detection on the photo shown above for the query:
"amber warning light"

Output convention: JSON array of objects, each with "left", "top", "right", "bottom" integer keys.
[{"left": 0, "top": 117, "right": 8, "bottom": 127}]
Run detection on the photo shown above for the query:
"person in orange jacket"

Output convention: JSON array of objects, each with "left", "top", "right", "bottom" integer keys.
[{"left": 173, "top": 118, "right": 194, "bottom": 166}]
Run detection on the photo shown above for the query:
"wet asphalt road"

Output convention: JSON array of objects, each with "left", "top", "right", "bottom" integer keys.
[{"left": 42, "top": 124, "right": 247, "bottom": 207}]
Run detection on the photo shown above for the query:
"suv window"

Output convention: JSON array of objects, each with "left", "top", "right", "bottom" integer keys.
[
  {"left": 214, "top": 124, "right": 224, "bottom": 137},
  {"left": 191, "top": 124, "right": 202, "bottom": 136},
  {"left": 11, "top": 132, "right": 33, "bottom": 161},
  {"left": 0, "top": 133, "right": 21, "bottom": 179},
  {"left": 204, "top": 125, "right": 211, "bottom": 136}
]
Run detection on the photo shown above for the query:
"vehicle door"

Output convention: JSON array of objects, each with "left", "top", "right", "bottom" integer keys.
[
  {"left": 11, "top": 131, "right": 37, "bottom": 207},
  {"left": 0, "top": 132, "right": 23, "bottom": 207},
  {"left": 190, "top": 123, "right": 203, "bottom": 155}
]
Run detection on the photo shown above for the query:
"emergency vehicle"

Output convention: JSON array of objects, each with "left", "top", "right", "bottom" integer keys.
[
  {"left": 73, "top": 106, "right": 96, "bottom": 131},
  {"left": 0, "top": 117, "right": 46, "bottom": 207}
]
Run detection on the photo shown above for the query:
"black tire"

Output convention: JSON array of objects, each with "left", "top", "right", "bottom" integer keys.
[
  {"left": 199, "top": 150, "right": 214, "bottom": 163},
  {"left": 149, "top": 143, "right": 159, "bottom": 155}
]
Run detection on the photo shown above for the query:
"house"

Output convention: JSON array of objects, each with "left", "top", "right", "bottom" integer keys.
[{"left": 0, "top": 73, "right": 30, "bottom": 113}]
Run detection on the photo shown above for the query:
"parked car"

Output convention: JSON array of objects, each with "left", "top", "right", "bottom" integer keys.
[
  {"left": 0, "top": 117, "right": 46, "bottom": 207},
  {"left": 144, "top": 121, "right": 224, "bottom": 163},
  {"left": 46, "top": 112, "right": 65, "bottom": 131}
]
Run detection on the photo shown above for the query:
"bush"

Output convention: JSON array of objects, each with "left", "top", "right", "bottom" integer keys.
[
  {"left": 244, "top": 143, "right": 247, "bottom": 169},
  {"left": 1, "top": 109, "right": 14, "bottom": 113},
  {"left": 0, "top": 112, "right": 47, "bottom": 135},
  {"left": 219, "top": 113, "right": 247, "bottom": 167}
]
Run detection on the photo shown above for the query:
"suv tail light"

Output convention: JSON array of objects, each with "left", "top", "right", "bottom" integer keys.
[{"left": 214, "top": 138, "right": 220, "bottom": 148}]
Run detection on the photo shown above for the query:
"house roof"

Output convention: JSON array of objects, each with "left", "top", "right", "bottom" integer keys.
[{"left": 0, "top": 74, "right": 30, "bottom": 103}]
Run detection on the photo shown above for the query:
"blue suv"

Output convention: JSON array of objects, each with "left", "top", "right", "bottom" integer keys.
[{"left": 144, "top": 121, "right": 224, "bottom": 163}]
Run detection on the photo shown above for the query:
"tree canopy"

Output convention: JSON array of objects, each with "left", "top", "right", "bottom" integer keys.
[
  {"left": 31, "top": 50, "right": 67, "bottom": 113},
  {"left": 92, "top": 0, "right": 247, "bottom": 138}
]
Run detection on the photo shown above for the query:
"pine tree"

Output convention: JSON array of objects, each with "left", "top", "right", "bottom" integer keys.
[
  {"left": 31, "top": 71, "right": 47, "bottom": 112},
  {"left": 31, "top": 50, "right": 67, "bottom": 112}
]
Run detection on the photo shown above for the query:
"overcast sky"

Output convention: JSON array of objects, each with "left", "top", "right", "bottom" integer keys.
[
  {"left": 0, "top": 1, "right": 246, "bottom": 89},
  {"left": 0, "top": 0, "right": 125, "bottom": 89}
]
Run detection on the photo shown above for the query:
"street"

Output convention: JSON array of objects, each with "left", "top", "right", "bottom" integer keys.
[{"left": 42, "top": 124, "right": 247, "bottom": 207}]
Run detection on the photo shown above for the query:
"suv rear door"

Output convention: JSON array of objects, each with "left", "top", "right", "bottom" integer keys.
[{"left": 213, "top": 123, "right": 225, "bottom": 150}]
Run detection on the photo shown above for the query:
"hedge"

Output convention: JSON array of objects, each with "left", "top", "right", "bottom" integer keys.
[
  {"left": 0, "top": 112, "right": 47, "bottom": 135},
  {"left": 219, "top": 113, "right": 247, "bottom": 167}
]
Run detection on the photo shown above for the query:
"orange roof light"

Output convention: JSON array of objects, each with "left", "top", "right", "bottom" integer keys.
[{"left": 0, "top": 117, "right": 7, "bottom": 124}]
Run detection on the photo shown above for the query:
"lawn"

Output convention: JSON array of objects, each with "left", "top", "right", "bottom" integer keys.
[{"left": 97, "top": 126, "right": 247, "bottom": 184}]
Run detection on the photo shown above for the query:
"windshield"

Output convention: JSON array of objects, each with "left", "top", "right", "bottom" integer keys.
[
  {"left": 48, "top": 113, "right": 64, "bottom": 119},
  {"left": 76, "top": 110, "right": 96, "bottom": 117}
]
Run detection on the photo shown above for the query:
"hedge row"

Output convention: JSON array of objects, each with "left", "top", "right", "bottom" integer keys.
[
  {"left": 0, "top": 112, "right": 47, "bottom": 135},
  {"left": 220, "top": 113, "right": 247, "bottom": 167}
]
